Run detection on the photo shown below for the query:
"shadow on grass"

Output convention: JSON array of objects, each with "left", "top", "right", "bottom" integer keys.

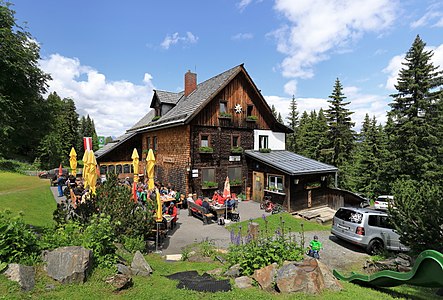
[{"left": 351, "top": 282, "right": 441, "bottom": 300}]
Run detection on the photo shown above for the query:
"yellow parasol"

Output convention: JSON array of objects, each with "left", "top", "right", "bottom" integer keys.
[
  {"left": 131, "top": 148, "right": 139, "bottom": 183},
  {"left": 82, "top": 150, "right": 90, "bottom": 190},
  {"left": 155, "top": 189, "right": 162, "bottom": 222},
  {"left": 147, "top": 149, "right": 155, "bottom": 190},
  {"left": 69, "top": 147, "right": 77, "bottom": 176},
  {"left": 87, "top": 150, "right": 97, "bottom": 195}
]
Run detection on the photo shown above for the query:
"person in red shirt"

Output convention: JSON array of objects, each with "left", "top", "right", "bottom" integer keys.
[
  {"left": 195, "top": 196, "right": 203, "bottom": 206},
  {"left": 212, "top": 191, "right": 225, "bottom": 205},
  {"left": 166, "top": 202, "right": 178, "bottom": 228}
]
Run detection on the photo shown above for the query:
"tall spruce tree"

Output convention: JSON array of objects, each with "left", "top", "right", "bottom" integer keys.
[
  {"left": 286, "top": 95, "right": 299, "bottom": 152},
  {"left": 388, "top": 35, "right": 443, "bottom": 182},
  {"left": 325, "top": 78, "right": 355, "bottom": 170}
]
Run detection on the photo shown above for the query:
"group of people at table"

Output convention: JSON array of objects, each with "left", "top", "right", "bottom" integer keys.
[{"left": 131, "top": 179, "right": 238, "bottom": 229}]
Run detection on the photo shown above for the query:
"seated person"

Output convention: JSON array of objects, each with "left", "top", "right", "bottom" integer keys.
[
  {"left": 225, "top": 196, "right": 236, "bottom": 209},
  {"left": 165, "top": 202, "right": 178, "bottom": 228},
  {"left": 195, "top": 196, "right": 203, "bottom": 207},
  {"left": 212, "top": 190, "right": 225, "bottom": 205},
  {"left": 202, "top": 197, "right": 211, "bottom": 213}
]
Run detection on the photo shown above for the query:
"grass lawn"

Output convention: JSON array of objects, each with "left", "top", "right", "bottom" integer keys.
[
  {"left": 0, "top": 172, "right": 440, "bottom": 299},
  {"left": 0, "top": 253, "right": 439, "bottom": 300},
  {"left": 226, "top": 212, "right": 330, "bottom": 237},
  {"left": 0, "top": 171, "right": 56, "bottom": 228}
]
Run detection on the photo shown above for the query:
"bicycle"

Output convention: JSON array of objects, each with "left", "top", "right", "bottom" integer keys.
[
  {"left": 271, "top": 203, "right": 286, "bottom": 214},
  {"left": 260, "top": 195, "right": 273, "bottom": 210}
]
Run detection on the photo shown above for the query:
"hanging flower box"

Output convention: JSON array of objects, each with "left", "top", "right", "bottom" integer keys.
[
  {"left": 199, "top": 146, "right": 214, "bottom": 154},
  {"left": 202, "top": 181, "right": 218, "bottom": 189},
  {"left": 230, "top": 179, "right": 243, "bottom": 186},
  {"left": 246, "top": 115, "right": 258, "bottom": 122},
  {"left": 218, "top": 112, "right": 232, "bottom": 119},
  {"left": 231, "top": 146, "right": 243, "bottom": 154},
  {"left": 259, "top": 148, "right": 271, "bottom": 153}
]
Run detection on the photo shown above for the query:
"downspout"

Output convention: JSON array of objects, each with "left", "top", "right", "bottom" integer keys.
[{"left": 335, "top": 172, "right": 338, "bottom": 188}]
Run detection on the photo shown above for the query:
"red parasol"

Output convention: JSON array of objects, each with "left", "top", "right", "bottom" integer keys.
[
  {"left": 223, "top": 176, "right": 231, "bottom": 198},
  {"left": 58, "top": 164, "right": 63, "bottom": 176}
]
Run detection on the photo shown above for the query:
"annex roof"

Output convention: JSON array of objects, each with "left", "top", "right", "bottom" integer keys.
[{"left": 245, "top": 150, "right": 338, "bottom": 176}]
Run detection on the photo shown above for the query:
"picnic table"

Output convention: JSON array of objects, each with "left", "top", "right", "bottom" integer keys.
[{"left": 210, "top": 204, "right": 230, "bottom": 219}]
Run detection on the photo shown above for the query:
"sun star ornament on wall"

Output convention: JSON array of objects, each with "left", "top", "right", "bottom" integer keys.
[{"left": 234, "top": 104, "right": 242, "bottom": 114}]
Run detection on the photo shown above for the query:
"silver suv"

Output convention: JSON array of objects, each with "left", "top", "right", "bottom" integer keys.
[{"left": 331, "top": 207, "right": 409, "bottom": 254}]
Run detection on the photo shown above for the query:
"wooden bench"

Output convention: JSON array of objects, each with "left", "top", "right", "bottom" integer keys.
[{"left": 188, "top": 201, "right": 214, "bottom": 224}]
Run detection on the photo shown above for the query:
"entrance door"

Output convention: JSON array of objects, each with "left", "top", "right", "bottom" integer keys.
[{"left": 252, "top": 171, "right": 264, "bottom": 202}]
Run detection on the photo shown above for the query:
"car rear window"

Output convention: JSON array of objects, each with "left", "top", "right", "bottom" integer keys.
[{"left": 335, "top": 208, "right": 363, "bottom": 224}]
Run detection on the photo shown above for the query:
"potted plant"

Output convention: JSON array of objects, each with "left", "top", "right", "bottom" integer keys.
[
  {"left": 152, "top": 115, "right": 161, "bottom": 121},
  {"left": 230, "top": 146, "right": 243, "bottom": 154},
  {"left": 199, "top": 146, "right": 214, "bottom": 153},
  {"left": 246, "top": 115, "right": 258, "bottom": 122}
]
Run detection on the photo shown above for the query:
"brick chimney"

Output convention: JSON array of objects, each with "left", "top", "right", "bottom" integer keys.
[{"left": 184, "top": 70, "right": 197, "bottom": 97}]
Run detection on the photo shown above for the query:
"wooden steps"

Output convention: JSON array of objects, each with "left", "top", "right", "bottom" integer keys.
[{"left": 293, "top": 205, "right": 336, "bottom": 224}]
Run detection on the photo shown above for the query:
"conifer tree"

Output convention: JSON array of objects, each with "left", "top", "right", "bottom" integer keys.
[
  {"left": 325, "top": 78, "right": 355, "bottom": 170},
  {"left": 388, "top": 35, "right": 443, "bottom": 182},
  {"left": 286, "top": 95, "right": 299, "bottom": 152}
]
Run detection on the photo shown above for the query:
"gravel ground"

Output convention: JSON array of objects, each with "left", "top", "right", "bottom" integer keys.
[{"left": 306, "top": 230, "right": 370, "bottom": 271}]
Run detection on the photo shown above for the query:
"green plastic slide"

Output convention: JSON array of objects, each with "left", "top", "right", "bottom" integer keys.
[{"left": 333, "top": 250, "right": 443, "bottom": 288}]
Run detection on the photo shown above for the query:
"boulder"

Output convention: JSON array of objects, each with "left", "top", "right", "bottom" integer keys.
[
  {"left": 130, "top": 251, "right": 152, "bottom": 276},
  {"left": 316, "top": 260, "right": 343, "bottom": 291},
  {"left": 206, "top": 268, "right": 224, "bottom": 276},
  {"left": 43, "top": 246, "right": 93, "bottom": 284},
  {"left": 4, "top": 264, "right": 35, "bottom": 291},
  {"left": 235, "top": 276, "right": 253, "bottom": 289},
  {"left": 252, "top": 263, "right": 277, "bottom": 291},
  {"left": 105, "top": 274, "right": 133, "bottom": 291},
  {"left": 116, "top": 263, "right": 131, "bottom": 276},
  {"left": 275, "top": 258, "right": 341, "bottom": 294},
  {"left": 224, "top": 263, "right": 241, "bottom": 277}
]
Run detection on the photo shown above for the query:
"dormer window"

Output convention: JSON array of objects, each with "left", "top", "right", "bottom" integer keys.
[{"left": 155, "top": 107, "right": 161, "bottom": 117}]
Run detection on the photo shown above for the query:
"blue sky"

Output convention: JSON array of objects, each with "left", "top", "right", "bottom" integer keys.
[{"left": 10, "top": 0, "right": 443, "bottom": 137}]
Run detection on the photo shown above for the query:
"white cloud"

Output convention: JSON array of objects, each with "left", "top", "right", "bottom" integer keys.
[
  {"left": 231, "top": 33, "right": 254, "bottom": 40},
  {"left": 237, "top": 0, "right": 253, "bottom": 12},
  {"left": 271, "top": 0, "right": 397, "bottom": 79},
  {"left": 39, "top": 54, "right": 154, "bottom": 137},
  {"left": 383, "top": 43, "right": 443, "bottom": 90},
  {"left": 160, "top": 32, "right": 198, "bottom": 49},
  {"left": 410, "top": 3, "right": 443, "bottom": 28},
  {"left": 283, "top": 80, "right": 297, "bottom": 95}
]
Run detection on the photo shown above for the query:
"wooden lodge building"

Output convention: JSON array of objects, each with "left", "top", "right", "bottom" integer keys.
[{"left": 96, "top": 64, "right": 361, "bottom": 212}]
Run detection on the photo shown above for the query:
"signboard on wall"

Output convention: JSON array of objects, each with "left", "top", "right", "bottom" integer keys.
[
  {"left": 163, "top": 156, "right": 175, "bottom": 163},
  {"left": 192, "top": 169, "right": 199, "bottom": 178},
  {"left": 229, "top": 156, "right": 241, "bottom": 162}
]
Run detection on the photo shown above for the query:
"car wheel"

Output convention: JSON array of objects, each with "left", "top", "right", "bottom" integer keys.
[{"left": 366, "top": 239, "right": 383, "bottom": 255}]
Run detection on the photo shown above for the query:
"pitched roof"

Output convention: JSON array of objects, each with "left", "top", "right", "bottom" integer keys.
[
  {"left": 130, "top": 64, "right": 243, "bottom": 132},
  {"left": 245, "top": 150, "right": 338, "bottom": 176},
  {"left": 95, "top": 131, "right": 137, "bottom": 158}
]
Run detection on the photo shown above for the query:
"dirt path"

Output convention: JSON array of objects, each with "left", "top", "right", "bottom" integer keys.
[{"left": 307, "top": 230, "right": 370, "bottom": 271}]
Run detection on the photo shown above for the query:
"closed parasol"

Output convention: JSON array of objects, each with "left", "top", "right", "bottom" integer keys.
[
  {"left": 69, "top": 147, "right": 77, "bottom": 176},
  {"left": 82, "top": 150, "right": 90, "bottom": 190},
  {"left": 87, "top": 150, "right": 97, "bottom": 195},
  {"left": 147, "top": 149, "right": 155, "bottom": 190}
]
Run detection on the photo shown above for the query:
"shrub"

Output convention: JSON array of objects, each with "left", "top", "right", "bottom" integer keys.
[
  {"left": 82, "top": 214, "right": 118, "bottom": 268},
  {"left": 389, "top": 179, "right": 443, "bottom": 254},
  {"left": 0, "top": 159, "right": 38, "bottom": 174},
  {"left": 123, "top": 235, "right": 146, "bottom": 253},
  {"left": 0, "top": 211, "right": 40, "bottom": 264},
  {"left": 226, "top": 216, "right": 305, "bottom": 276},
  {"left": 38, "top": 221, "right": 83, "bottom": 250},
  {"left": 95, "top": 173, "right": 155, "bottom": 241}
]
